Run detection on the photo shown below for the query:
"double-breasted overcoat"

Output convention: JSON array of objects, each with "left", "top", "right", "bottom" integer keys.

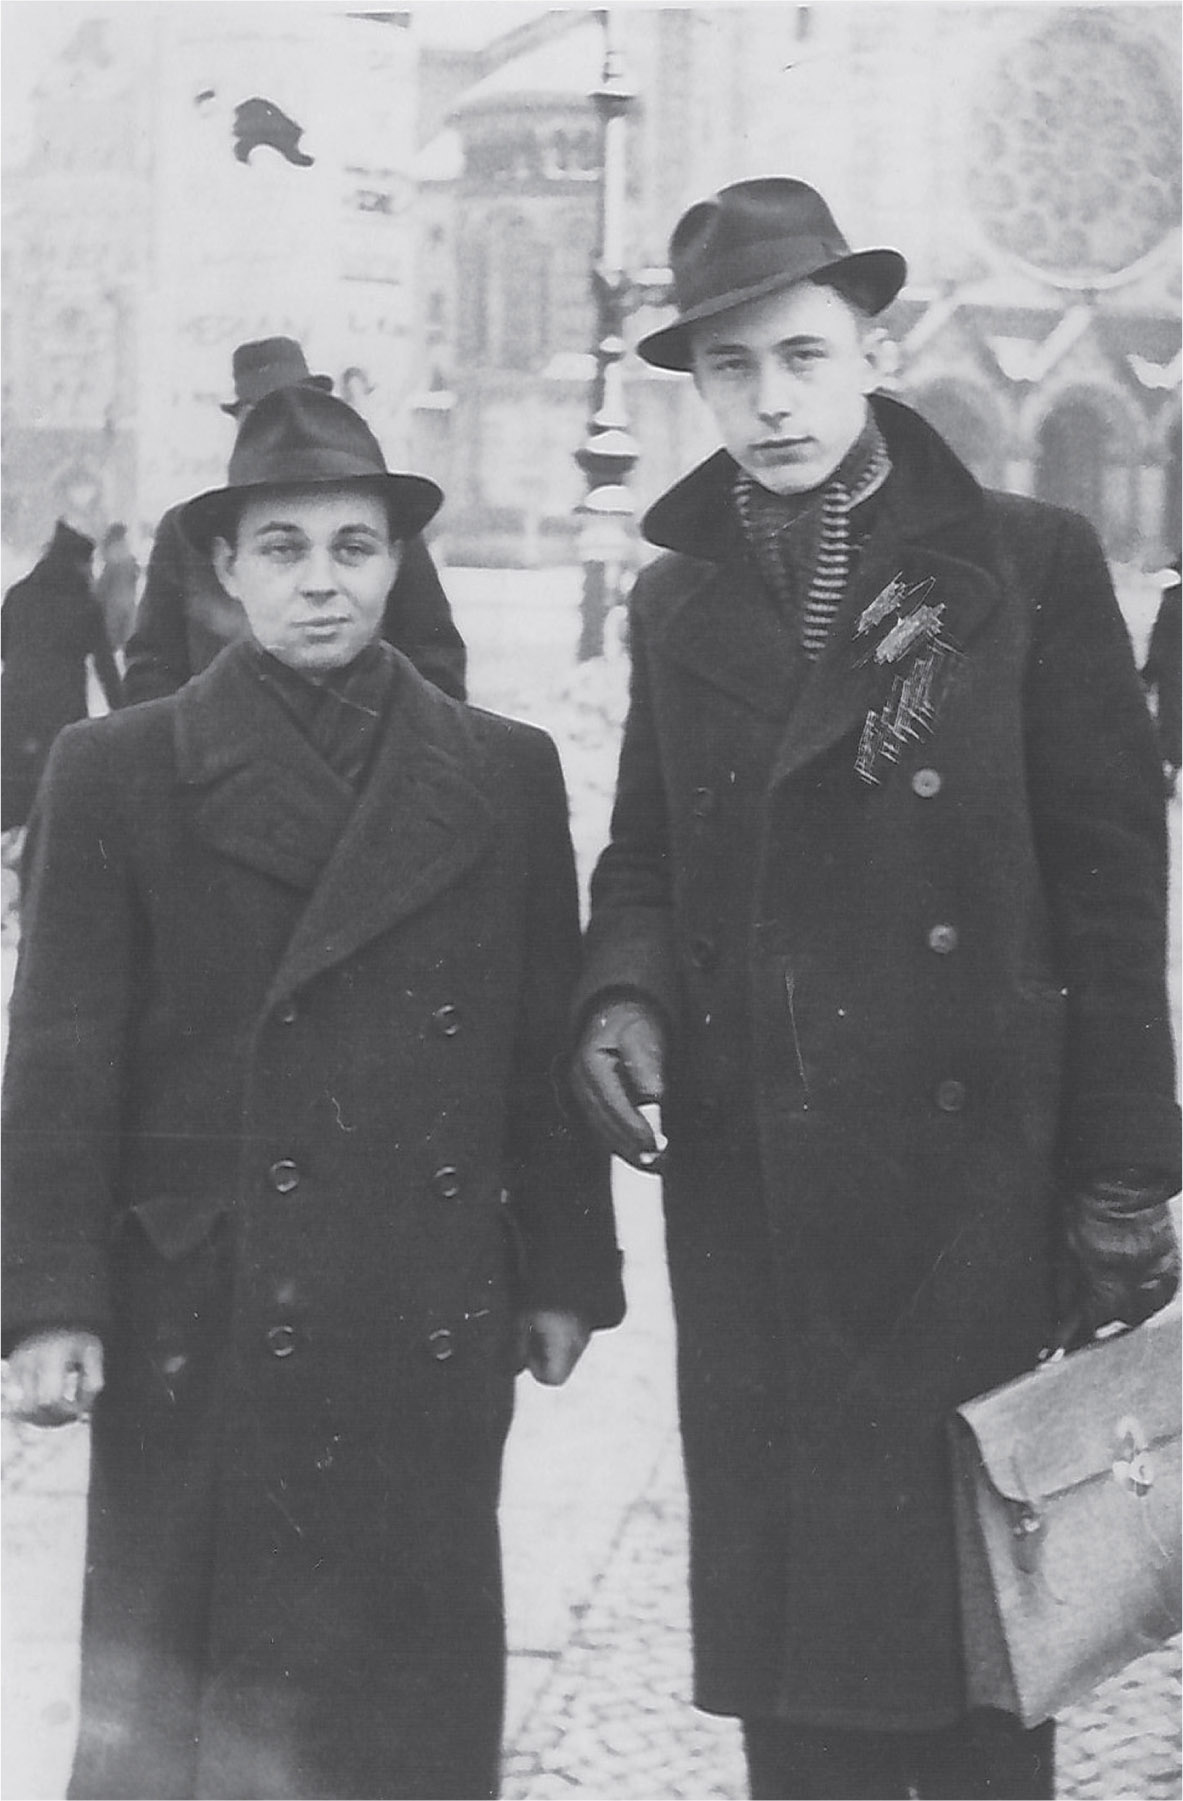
[
  {"left": 576, "top": 396, "right": 1179, "bottom": 1730},
  {"left": 3, "top": 642, "right": 623, "bottom": 1798}
]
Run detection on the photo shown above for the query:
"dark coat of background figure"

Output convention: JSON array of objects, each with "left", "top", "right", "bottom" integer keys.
[
  {"left": 121, "top": 502, "right": 468, "bottom": 702},
  {"left": 1, "top": 522, "right": 122, "bottom": 830},
  {"left": 1142, "top": 566, "right": 1181, "bottom": 775},
  {"left": 94, "top": 524, "right": 140, "bottom": 655},
  {"left": 575, "top": 394, "right": 1179, "bottom": 1730},
  {"left": 3, "top": 643, "right": 623, "bottom": 1798}
]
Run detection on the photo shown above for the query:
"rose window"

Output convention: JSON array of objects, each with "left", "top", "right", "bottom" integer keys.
[{"left": 967, "top": 12, "right": 1180, "bottom": 284}]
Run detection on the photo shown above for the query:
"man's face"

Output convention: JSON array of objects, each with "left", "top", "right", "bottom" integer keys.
[
  {"left": 690, "top": 282, "right": 885, "bottom": 496},
  {"left": 213, "top": 487, "right": 401, "bottom": 674}
]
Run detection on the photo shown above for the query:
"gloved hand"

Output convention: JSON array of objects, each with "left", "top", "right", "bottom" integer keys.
[
  {"left": 571, "top": 996, "right": 667, "bottom": 1171},
  {"left": 1061, "top": 1169, "right": 1180, "bottom": 1343}
]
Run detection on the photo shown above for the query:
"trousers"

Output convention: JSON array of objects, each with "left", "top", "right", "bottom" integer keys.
[{"left": 743, "top": 1711, "right": 1055, "bottom": 1800}]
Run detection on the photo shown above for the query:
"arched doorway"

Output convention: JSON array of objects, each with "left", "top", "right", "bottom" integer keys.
[{"left": 1034, "top": 393, "right": 1134, "bottom": 556}]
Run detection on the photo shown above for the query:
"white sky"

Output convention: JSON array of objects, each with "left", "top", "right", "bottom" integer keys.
[{"left": 0, "top": 0, "right": 567, "bottom": 160}]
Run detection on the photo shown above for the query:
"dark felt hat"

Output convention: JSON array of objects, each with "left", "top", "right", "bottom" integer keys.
[
  {"left": 220, "top": 336, "right": 333, "bottom": 416},
  {"left": 184, "top": 387, "right": 443, "bottom": 548},
  {"left": 638, "top": 177, "right": 907, "bottom": 372}
]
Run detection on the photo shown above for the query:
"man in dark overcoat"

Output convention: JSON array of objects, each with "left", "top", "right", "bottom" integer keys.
[
  {"left": 122, "top": 336, "right": 468, "bottom": 703},
  {"left": 1, "top": 520, "right": 122, "bottom": 830},
  {"left": 4, "top": 388, "right": 623, "bottom": 1800},
  {"left": 571, "top": 179, "right": 1180, "bottom": 1800}
]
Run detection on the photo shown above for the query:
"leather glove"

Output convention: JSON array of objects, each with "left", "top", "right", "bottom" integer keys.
[
  {"left": 571, "top": 996, "right": 667, "bottom": 1171},
  {"left": 1060, "top": 1169, "right": 1180, "bottom": 1344}
]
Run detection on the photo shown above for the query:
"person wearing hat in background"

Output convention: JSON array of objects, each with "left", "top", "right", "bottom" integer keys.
[
  {"left": 122, "top": 335, "right": 467, "bottom": 704},
  {"left": 1, "top": 519, "right": 122, "bottom": 832},
  {"left": 571, "top": 177, "right": 1180, "bottom": 1800},
  {"left": 3, "top": 386, "right": 623, "bottom": 1800}
]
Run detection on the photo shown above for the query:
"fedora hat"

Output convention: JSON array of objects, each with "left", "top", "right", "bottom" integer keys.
[
  {"left": 220, "top": 336, "right": 333, "bottom": 416},
  {"left": 184, "top": 387, "right": 443, "bottom": 549},
  {"left": 637, "top": 177, "right": 907, "bottom": 372}
]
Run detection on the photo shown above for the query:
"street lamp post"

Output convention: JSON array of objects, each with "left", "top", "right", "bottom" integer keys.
[{"left": 575, "top": 8, "right": 638, "bottom": 663}]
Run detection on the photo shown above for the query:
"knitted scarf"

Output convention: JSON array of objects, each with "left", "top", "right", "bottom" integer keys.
[
  {"left": 734, "top": 413, "right": 892, "bottom": 659},
  {"left": 248, "top": 639, "right": 394, "bottom": 791}
]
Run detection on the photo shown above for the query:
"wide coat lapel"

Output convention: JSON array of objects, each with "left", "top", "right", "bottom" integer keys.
[
  {"left": 175, "top": 645, "right": 493, "bottom": 998},
  {"left": 645, "top": 451, "right": 807, "bottom": 720},
  {"left": 270, "top": 665, "right": 492, "bottom": 1000},
  {"left": 175, "top": 645, "right": 357, "bottom": 889},
  {"left": 659, "top": 552, "right": 808, "bottom": 719},
  {"left": 766, "top": 526, "right": 1003, "bottom": 789},
  {"left": 641, "top": 400, "right": 1009, "bottom": 784}
]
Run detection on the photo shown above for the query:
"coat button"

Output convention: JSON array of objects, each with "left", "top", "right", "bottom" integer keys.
[
  {"left": 431, "top": 1165, "right": 462, "bottom": 1201},
  {"left": 427, "top": 1328, "right": 455, "bottom": 1362},
  {"left": 912, "top": 767, "right": 942, "bottom": 798},
  {"left": 277, "top": 1000, "right": 298, "bottom": 1025},
  {"left": 927, "top": 924, "right": 959, "bottom": 955},
  {"left": 266, "top": 1324, "right": 297, "bottom": 1358},
  {"left": 268, "top": 1159, "right": 300, "bottom": 1194},
  {"left": 689, "top": 932, "right": 718, "bottom": 972},
  {"left": 935, "top": 1079, "right": 967, "bottom": 1113},
  {"left": 432, "top": 1004, "right": 461, "bottom": 1038}
]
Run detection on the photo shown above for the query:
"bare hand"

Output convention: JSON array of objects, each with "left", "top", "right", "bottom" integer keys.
[
  {"left": 515, "top": 1309, "right": 591, "bottom": 1386},
  {"left": 572, "top": 998, "right": 667, "bottom": 1170},
  {"left": 6, "top": 1330, "right": 104, "bottom": 1426}
]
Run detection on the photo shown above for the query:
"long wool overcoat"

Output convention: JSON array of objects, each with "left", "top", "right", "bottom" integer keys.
[
  {"left": 1, "top": 546, "right": 121, "bottom": 829},
  {"left": 576, "top": 395, "right": 1180, "bottom": 1731},
  {"left": 3, "top": 643, "right": 623, "bottom": 1800}
]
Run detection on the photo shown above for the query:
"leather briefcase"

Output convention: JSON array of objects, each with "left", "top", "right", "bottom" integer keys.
[{"left": 949, "top": 1303, "right": 1181, "bottom": 1727}]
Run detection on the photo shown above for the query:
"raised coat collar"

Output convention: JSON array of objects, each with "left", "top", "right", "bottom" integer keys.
[
  {"left": 643, "top": 395, "right": 1006, "bottom": 780},
  {"left": 174, "top": 641, "right": 492, "bottom": 997}
]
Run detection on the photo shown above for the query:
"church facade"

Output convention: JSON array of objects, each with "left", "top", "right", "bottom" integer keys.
[
  {"left": 415, "top": 3, "right": 1181, "bottom": 568},
  {"left": 3, "top": 5, "right": 1178, "bottom": 573}
]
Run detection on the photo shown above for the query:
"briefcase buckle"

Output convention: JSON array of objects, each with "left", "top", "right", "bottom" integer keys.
[{"left": 1112, "top": 1415, "right": 1155, "bottom": 1498}]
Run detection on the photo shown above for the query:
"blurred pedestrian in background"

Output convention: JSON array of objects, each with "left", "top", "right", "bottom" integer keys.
[
  {"left": 1142, "top": 555, "right": 1181, "bottom": 796},
  {"left": 572, "top": 176, "right": 1180, "bottom": 1801},
  {"left": 1, "top": 519, "right": 122, "bottom": 832},
  {"left": 2, "top": 387, "right": 622, "bottom": 1800},
  {"left": 122, "top": 336, "right": 467, "bottom": 702},
  {"left": 94, "top": 522, "right": 140, "bottom": 657}
]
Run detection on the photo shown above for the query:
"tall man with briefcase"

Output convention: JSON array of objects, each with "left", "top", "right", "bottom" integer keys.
[{"left": 571, "top": 176, "right": 1181, "bottom": 1799}]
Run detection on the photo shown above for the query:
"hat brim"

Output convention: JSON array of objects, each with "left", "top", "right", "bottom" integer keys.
[
  {"left": 220, "top": 374, "right": 334, "bottom": 416},
  {"left": 636, "top": 248, "right": 907, "bottom": 372},
  {"left": 182, "top": 470, "right": 443, "bottom": 552}
]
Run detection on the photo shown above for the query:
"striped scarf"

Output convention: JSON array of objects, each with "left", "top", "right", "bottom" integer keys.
[{"left": 734, "top": 414, "right": 892, "bottom": 659}]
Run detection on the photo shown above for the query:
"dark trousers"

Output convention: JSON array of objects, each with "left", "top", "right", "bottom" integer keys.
[{"left": 743, "top": 1711, "right": 1055, "bottom": 1800}]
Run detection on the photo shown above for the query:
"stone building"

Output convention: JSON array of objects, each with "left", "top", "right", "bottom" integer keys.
[
  {"left": 4, "top": 5, "right": 1178, "bottom": 572},
  {"left": 3, "top": 7, "right": 422, "bottom": 560},
  {"left": 419, "top": 3, "right": 1181, "bottom": 568}
]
